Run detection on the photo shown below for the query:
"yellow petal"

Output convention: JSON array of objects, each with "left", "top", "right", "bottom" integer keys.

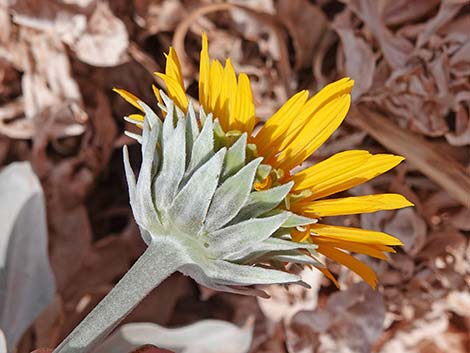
[
  {"left": 126, "top": 113, "right": 144, "bottom": 129},
  {"left": 254, "top": 90, "right": 309, "bottom": 158},
  {"left": 199, "top": 32, "right": 210, "bottom": 110},
  {"left": 310, "top": 224, "right": 403, "bottom": 246},
  {"left": 155, "top": 73, "right": 189, "bottom": 112},
  {"left": 273, "top": 93, "right": 351, "bottom": 171},
  {"left": 292, "top": 150, "right": 369, "bottom": 191},
  {"left": 268, "top": 78, "right": 354, "bottom": 163},
  {"left": 317, "top": 244, "right": 378, "bottom": 288},
  {"left": 152, "top": 84, "right": 163, "bottom": 106},
  {"left": 370, "top": 244, "right": 396, "bottom": 253},
  {"left": 312, "top": 238, "right": 390, "bottom": 260},
  {"left": 293, "top": 194, "right": 414, "bottom": 217},
  {"left": 291, "top": 226, "right": 311, "bottom": 242},
  {"left": 113, "top": 88, "right": 144, "bottom": 112},
  {"left": 219, "top": 58, "right": 237, "bottom": 130},
  {"left": 128, "top": 113, "right": 144, "bottom": 122},
  {"left": 208, "top": 59, "right": 224, "bottom": 116},
  {"left": 253, "top": 175, "right": 272, "bottom": 191},
  {"left": 230, "top": 73, "right": 256, "bottom": 134},
  {"left": 292, "top": 151, "right": 405, "bottom": 199},
  {"left": 165, "top": 47, "right": 184, "bottom": 88},
  {"left": 316, "top": 266, "right": 340, "bottom": 288}
]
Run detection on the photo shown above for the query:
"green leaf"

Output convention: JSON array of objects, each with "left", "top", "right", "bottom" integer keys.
[
  {"left": 207, "top": 213, "right": 290, "bottom": 257},
  {"left": 139, "top": 100, "right": 161, "bottom": 130},
  {"left": 185, "top": 101, "right": 200, "bottom": 162},
  {"left": 206, "top": 260, "right": 302, "bottom": 286},
  {"left": 225, "top": 237, "right": 317, "bottom": 262},
  {"left": 136, "top": 119, "right": 162, "bottom": 231},
  {"left": 204, "top": 157, "right": 262, "bottom": 232},
  {"left": 221, "top": 133, "right": 247, "bottom": 181},
  {"left": 185, "top": 115, "right": 214, "bottom": 179},
  {"left": 281, "top": 213, "right": 317, "bottom": 228},
  {"left": 231, "top": 182, "right": 293, "bottom": 223},
  {"left": 269, "top": 252, "right": 322, "bottom": 266},
  {"left": 154, "top": 114, "right": 186, "bottom": 209},
  {"left": 169, "top": 148, "right": 226, "bottom": 234}
]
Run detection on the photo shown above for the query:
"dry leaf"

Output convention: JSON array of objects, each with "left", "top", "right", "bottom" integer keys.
[
  {"left": 73, "top": 2, "right": 129, "bottom": 67},
  {"left": 344, "top": 0, "right": 413, "bottom": 68},
  {"left": 334, "top": 10, "right": 375, "bottom": 100},
  {"left": 257, "top": 268, "right": 322, "bottom": 323},
  {"left": 95, "top": 319, "right": 254, "bottom": 353},
  {"left": 287, "top": 282, "right": 386, "bottom": 353},
  {"left": 0, "top": 162, "right": 56, "bottom": 351},
  {"left": 384, "top": 208, "right": 427, "bottom": 256},
  {"left": 275, "top": 0, "right": 327, "bottom": 70}
]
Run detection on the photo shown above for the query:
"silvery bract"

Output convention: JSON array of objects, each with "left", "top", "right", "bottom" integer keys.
[
  {"left": 125, "top": 93, "right": 319, "bottom": 294},
  {"left": 54, "top": 93, "right": 319, "bottom": 353}
]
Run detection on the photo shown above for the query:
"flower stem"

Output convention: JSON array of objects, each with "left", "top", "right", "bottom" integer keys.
[{"left": 53, "top": 241, "right": 181, "bottom": 353}]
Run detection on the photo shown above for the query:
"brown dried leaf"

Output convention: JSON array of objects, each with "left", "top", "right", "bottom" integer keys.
[
  {"left": 257, "top": 268, "right": 322, "bottom": 323},
  {"left": 416, "top": 1, "right": 466, "bottom": 48},
  {"left": 449, "top": 208, "right": 470, "bottom": 231},
  {"left": 287, "top": 282, "right": 385, "bottom": 353},
  {"left": 33, "top": 296, "right": 64, "bottom": 349},
  {"left": 275, "top": 0, "right": 327, "bottom": 70},
  {"left": 1, "top": 29, "right": 87, "bottom": 139},
  {"left": 417, "top": 227, "right": 466, "bottom": 260},
  {"left": 73, "top": 2, "right": 129, "bottom": 67},
  {"left": 384, "top": 208, "right": 427, "bottom": 256},
  {"left": 134, "top": 0, "right": 187, "bottom": 35},
  {"left": 344, "top": 0, "right": 414, "bottom": 68},
  {"left": 381, "top": 0, "right": 440, "bottom": 26},
  {"left": 381, "top": 290, "right": 470, "bottom": 353},
  {"left": 334, "top": 10, "right": 375, "bottom": 99}
]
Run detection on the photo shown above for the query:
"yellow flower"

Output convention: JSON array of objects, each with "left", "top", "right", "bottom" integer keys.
[{"left": 115, "top": 33, "right": 413, "bottom": 288}]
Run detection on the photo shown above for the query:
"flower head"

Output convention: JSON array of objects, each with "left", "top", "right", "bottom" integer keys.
[{"left": 115, "top": 33, "right": 413, "bottom": 289}]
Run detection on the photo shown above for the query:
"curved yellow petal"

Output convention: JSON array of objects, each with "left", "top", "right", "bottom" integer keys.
[
  {"left": 293, "top": 194, "right": 414, "bottom": 217},
  {"left": 195, "top": 33, "right": 255, "bottom": 134},
  {"left": 208, "top": 59, "right": 224, "bottom": 117},
  {"left": 219, "top": 58, "right": 237, "bottom": 130},
  {"left": 230, "top": 73, "right": 256, "bottom": 134},
  {"left": 155, "top": 73, "right": 189, "bottom": 111},
  {"left": 317, "top": 266, "right": 340, "bottom": 288},
  {"left": 165, "top": 47, "right": 184, "bottom": 88},
  {"left": 269, "top": 78, "right": 354, "bottom": 161},
  {"left": 291, "top": 225, "right": 311, "bottom": 242},
  {"left": 310, "top": 224, "right": 403, "bottom": 246},
  {"left": 113, "top": 88, "right": 144, "bottom": 112},
  {"left": 127, "top": 113, "right": 144, "bottom": 122},
  {"left": 312, "top": 238, "right": 391, "bottom": 260},
  {"left": 199, "top": 32, "right": 210, "bottom": 110},
  {"left": 273, "top": 93, "right": 351, "bottom": 171},
  {"left": 371, "top": 244, "right": 396, "bottom": 253},
  {"left": 254, "top": 90, "right": 309, "bottom": 158},
  {"left": 152, "top": 84, "right": 163, "bottom": 107},
  {"left": 292, "top": 152, "right": 405, "bottom": 200},
  {"left": 317, "top": 244, "right": 378, "bottom": 288},
  {"left": 292, "top": 150, "right": 370, "bottom": 191}
]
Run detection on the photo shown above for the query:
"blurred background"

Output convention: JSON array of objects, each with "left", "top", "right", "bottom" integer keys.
[{"left": 0, "top": 0, "right": 468, "bottom": 352}]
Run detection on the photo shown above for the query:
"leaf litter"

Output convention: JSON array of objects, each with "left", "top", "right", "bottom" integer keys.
[{"left": 0, "top": 0, "right": 468, "bottom": 352}]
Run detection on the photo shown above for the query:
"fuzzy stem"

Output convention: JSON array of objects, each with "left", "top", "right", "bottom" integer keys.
[{"left": 53, "top": 241, "right": 181, "bottom": 353}]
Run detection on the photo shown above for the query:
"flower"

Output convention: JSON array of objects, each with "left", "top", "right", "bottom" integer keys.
[
  {"left": 122, "top": 95, "right": 324, "bottom": 297},
  {"left": 115, "top": 33, "right": 413, "bottom": 288}
]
